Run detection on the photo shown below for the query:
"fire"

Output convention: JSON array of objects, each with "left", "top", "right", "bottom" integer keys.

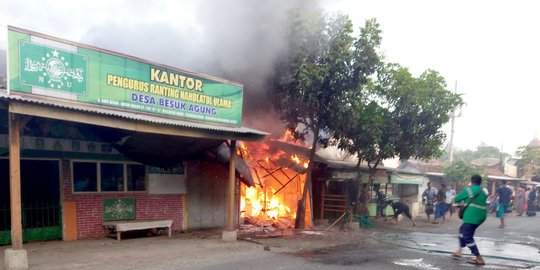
[
  {"left": 291, "top": 154, "right": 309, "bottom": 169},
  {"left": 237, "top": 142, "right": 248, "bottom": 157},
  {"left": 280, "top": 129, "right": 294, "bottom": 142},
  {"left": 239, "top": 131, "right": 310, "bottom": 229},
  {"left": 241, "top": 186, "right": 296, "bottom": 222}
]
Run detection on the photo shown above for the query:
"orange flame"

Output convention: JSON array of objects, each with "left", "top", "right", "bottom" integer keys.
[
  {"left": 239, "top": 129, "right": 311, "bottom": 229},
  {"left": 237, "top": 142, "right": 249, "bottom": 157},
  {"left": 241, "top": 186, "right": 296, "bottom": 222},
  {"left": 291, "top": 154, "right": 309, "bottom": 168}
]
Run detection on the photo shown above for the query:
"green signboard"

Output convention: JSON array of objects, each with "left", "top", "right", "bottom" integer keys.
[
  {"left": 7, "top": 26, "right": 243, "bottom": 126},
  {"left": 103, "top": 198, "right": 136, "bottom": 221},
  {"left": 19, "top": 41, "right": 88, "bottom": 94}
]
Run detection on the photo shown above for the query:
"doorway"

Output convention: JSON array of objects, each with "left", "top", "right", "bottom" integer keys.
[{"left": 0, "top": 159, "right": 62, "bottom": 245}]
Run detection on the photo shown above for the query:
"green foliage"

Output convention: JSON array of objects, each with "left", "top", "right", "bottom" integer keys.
[
  {"left": 443, "top": 160, "right": 483, "bottom": 185},
  {"left": 335, "top": 62, "right": 463, "bottom": 169},
  {"left": 273, "top": 11, "right": 383, "bottom": 168},
  {"left": 273, "top": 11, "right": 382, "bottom": 228},
  {"left": 274, "top": 12, "right": 380, "bottom": 140},
  {"left": 440, "top": 143, "right": 510, "bottom": 162},
  {"left": 516, "top": 145, "right": 540, "bottom": 178}
]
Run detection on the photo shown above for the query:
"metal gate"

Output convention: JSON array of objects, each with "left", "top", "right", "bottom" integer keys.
[{"left": 0, "top": 159, "right": 62, "bottom": 245}]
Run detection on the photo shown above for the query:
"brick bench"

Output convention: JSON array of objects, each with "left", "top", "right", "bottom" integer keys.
[{"left": 103, "top": 220, "right": 173, "bottom": 240}]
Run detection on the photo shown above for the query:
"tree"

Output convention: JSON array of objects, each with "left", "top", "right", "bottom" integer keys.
[
  {"left": 443, "top": 160, "right": 483, "bottom": 188},
  {"left": 335, "top": 63, "right": 463, "bottom": 183},
  {"left": 475, "top": 144, "right": 508, "bottom": 160},
  {"left": 516, "top": 145, "right": 540, "bottom": 179},
  {"left": 273, "top": 12, "right": 381, "bottom": 229},
  {"left": 440, "top": 143, "right": 509, "bottom": 163}
]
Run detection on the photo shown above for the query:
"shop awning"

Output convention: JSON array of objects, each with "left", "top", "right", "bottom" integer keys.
[
  {"left": 391, "top": 173, "right": 428, "bottom": 185},
  {"left": 0, "top": 92, "right": 267, "bottom": 142}
]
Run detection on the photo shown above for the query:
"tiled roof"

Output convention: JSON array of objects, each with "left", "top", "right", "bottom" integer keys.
[
  {"left": 471, "top": 158, "right": 500, "bottom": 167},
  {"left": 485, "top": 166, "right": 506, "bottom": 176},
  {"left": 398, "top": 159, "right": 444, "bottom": 173}
]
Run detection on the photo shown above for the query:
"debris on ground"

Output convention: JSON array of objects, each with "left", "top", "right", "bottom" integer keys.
[{"left": 300, "top": 231, "right": 325, "bottom": 236}]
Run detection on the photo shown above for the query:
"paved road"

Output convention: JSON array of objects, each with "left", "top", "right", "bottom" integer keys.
[
  {"left": 1, "top": 213, "right": 538, "bottom": 269},
  {"left": 286, "top": 213, "right": 540, "bottom": 270}
]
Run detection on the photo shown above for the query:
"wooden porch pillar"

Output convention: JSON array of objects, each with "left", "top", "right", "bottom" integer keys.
[
  {"left": 226, "top": 140, "right": 237, "bottom": 232},
  {"left": 222, "top": 140, "right": 237, "bottom": 241},
  {"left": 8, "top": 112, "right": 23, "bottom": 250}
]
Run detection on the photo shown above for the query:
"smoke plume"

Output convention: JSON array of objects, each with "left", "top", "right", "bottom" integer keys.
[{"left": 81, "top": 0, "right": 323, "bottom": 137}]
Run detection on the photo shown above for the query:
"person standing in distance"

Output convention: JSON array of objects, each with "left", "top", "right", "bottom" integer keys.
[
  {"left": 453, "top": 174, "right": 488, "bottom": 265},
  {"left": 422, "top": 182, "right": 438, "bottom": 222},
  {"left": 374, "top": 185, "right": 389, "bottom": 220},
  {"left": 432, "top": 184, "right": 447, "bottom": 224},
  {"left": 496, "top": 180, "right": 513, "bottom": 228},
  {"left": 445, "top": 185, "right": 457, "bottom": 218}
]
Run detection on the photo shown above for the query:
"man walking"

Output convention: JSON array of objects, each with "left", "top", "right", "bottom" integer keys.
[
  {"left": 422, "top": 182, "right": 438, "bottom": 222},
  {"left": 496, "top": 180, "right": 513, "bottom": 228},
  {"left": 453, "top": 174, "right": 488, "bottom": 265}
]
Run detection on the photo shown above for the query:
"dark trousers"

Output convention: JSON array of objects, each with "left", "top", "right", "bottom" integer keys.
[
  {"left": 527, "top": 199, "right": 536, "bottom": 216},
  {"left": 395, "top": 208, "right": 412, "bottom": 219},
  {"left": 379, "top": 201, "right": 390, "bottom": 217},
  {"left": 459, "top": 223, "right": 480, "bottom": 256}
]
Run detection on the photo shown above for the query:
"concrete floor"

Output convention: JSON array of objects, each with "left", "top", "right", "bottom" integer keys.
[{"left": 1, "top": 213, "right": 539, "bottom": 270}]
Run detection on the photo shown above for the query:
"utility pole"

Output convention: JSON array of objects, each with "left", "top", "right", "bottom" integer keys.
[
  {"left": 449, "top": 81, "right": 457, "bottom": 163},
  {"left": 499, "top": 142, "right": 504, "bottom": 172}
]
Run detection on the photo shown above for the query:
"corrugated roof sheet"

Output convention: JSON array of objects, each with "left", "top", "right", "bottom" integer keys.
[
  {"left": 487, "top": 175, "right": 522, "bottom": 181},
  {"left": 0, "top": 91, "right": 268, "bottom": 136}
]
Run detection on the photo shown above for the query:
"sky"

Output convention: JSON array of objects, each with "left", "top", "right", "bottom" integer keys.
[{"left": 0, "top": 0, "right": 538, "bottom": 155}]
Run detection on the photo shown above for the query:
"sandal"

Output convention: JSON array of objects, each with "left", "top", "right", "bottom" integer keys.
[
  {"left": 467, "top": 258, "right": 485, "bottom": 265},
  {"left": 452, "top": 254, "right": 461, "bottom": 259}
]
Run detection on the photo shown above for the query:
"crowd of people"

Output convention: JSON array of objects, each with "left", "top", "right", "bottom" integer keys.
[
  {"left": 421, "top": 177, "right": 538, "bottom": 265},
  {"left": 418, "top": 180, "right": 539, "bottom": 224},
  {"left": 370, "top": 177, "right": 539, "bottom": 266}
]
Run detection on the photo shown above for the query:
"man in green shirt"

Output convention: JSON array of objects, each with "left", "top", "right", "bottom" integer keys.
[{"left": 453, "top": 174, "right": 488, "bottom": 265}]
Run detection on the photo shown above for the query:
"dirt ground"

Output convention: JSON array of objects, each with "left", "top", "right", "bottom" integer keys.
[
  {"left": 1, "top": 214, "right": 539, "bottom": 270},
  {"left": 0, "top": 224, "right": 364, "bottom": 270}
]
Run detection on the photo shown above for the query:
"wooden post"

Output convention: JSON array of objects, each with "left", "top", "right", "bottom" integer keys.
[
  {"left": 320, "top": 183, "right": 326, "bottom": 220},
  {"left": 8, "top": 113, "right": 23, "bottom": 250},
  {"left": 226, "top": 140, "right": 237, "bottom": 231}
]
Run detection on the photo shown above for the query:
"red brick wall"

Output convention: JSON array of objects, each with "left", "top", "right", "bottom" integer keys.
[{"left": 61, "top": 160, "right": 184, "bottom": 239}]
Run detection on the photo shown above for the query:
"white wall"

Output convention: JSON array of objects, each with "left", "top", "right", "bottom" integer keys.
[{"left": 148, "top": 173, "right": 186, "bottom": 194}]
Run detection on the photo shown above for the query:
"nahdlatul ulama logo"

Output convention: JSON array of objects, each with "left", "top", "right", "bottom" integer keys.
[{"left": 19, "top": 41, "right": 87, "bottom": 95}]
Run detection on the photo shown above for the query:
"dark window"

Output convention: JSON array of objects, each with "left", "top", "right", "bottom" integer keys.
[
  {"left": 73, "top": 162, "right": 97, "bottom": 192},
  {"left": 127, "top": 164, "right": 146, "bottom": 191},
  {"left": 100, "top": 163, "right": 124, "bottom": 192},
  {"left": 72, "top": 161, "right": 145, "bottom": 193}
]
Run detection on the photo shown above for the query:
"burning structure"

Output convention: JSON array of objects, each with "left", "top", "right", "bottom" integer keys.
[
  {"left": 233, "top": 134, "right": 433, "bottom": 231},
  {"left": 237, "top": 132, "right": 313, "bottom": 230}
]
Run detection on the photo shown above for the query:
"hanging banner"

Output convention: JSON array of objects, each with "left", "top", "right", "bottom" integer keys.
[{"left": 7, "top": 26, "right": 243, "bottom": 126}]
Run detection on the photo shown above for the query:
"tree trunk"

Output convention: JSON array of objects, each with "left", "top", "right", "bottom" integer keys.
[
  {"left": 294, "top": 127, "right": 319, "bottom": 229},
  {"left": 357, "top": 170, "right": 369, "bottom": 216},
  {"left": 367, "top": 168, "right": 377, "bottom": 217}
]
